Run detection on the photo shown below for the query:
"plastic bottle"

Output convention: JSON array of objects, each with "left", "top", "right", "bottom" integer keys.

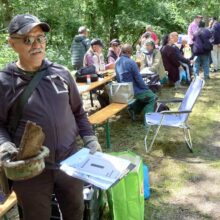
[
  {"left": 143, "top": 164, "right": 150, "bottom": 199},
  {"left": 86, "top": 75, "right": 91, "bottom": 84},
  {"left": 99, "top": 53, "right": 106, "bottom": 71}
]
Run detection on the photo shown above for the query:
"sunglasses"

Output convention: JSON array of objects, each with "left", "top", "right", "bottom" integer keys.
[{"left": 10, "top": 35, "right": 47, "bottom": 46}]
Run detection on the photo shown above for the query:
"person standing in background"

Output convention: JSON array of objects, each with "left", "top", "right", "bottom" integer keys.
[
  {"left": 192, "top": 21, "right": 212, "bottom": 80},
  {"left": 145, "top": 25, "right": 159, "bottom": 46},
  {"left": 210, "top": 17, "right": 220, "bottom": 72},
  {"left": 71, "top": 26, "right": 90, "bottom": 70},
  {"left": 188, "top": 15, "right": 203, "bottom": 50}
]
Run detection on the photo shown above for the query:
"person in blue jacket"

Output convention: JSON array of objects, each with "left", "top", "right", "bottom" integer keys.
[{"left": 115, "top": 44, "right": 157, "bottom": 120}]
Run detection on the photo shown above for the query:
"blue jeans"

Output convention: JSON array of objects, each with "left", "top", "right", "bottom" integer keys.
[{"left": 193, "top": 54, "right": 210, "bottom": 78}]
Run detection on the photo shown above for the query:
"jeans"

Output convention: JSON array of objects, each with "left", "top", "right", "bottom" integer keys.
[
  {"left": 211, "top": 44, "right": 220, "bottom": 70},
  {"left": 180, "top": 62, "right": 191, "bottom": 82},
  {"left": 193, "top": 54, "right": 210, "bottom": 78}
]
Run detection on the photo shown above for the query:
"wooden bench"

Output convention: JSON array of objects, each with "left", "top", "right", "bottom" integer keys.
[
  {"left": 88, "top": 102, "right": 129, "bottom": 149},
  {"left": 0, "top": 192, "right": 17, "bottom": 220}
]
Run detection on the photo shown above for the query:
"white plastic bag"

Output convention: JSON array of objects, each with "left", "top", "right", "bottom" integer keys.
[{"left": 106, "top": 82, "right": 134, "bottom": 104}]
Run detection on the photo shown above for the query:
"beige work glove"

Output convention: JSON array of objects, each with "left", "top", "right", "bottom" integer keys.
[
  {"left": 0, "top": 142, "right": 18, "bottom": 160},
  {"left": 82, "top": 136, "right": 102, "bottom": 154}
]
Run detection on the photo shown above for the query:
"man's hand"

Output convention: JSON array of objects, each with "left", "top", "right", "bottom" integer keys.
[
  {"left": 0, "top": 142, "right": 18, "bottom": 159},
  {"left": 82, "top": 136, "right": 102, "bottom": 154}
]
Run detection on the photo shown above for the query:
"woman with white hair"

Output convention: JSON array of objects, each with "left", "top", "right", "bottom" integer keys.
[{"left": 141, "top": 39, "right": 165, "bottom": 79}]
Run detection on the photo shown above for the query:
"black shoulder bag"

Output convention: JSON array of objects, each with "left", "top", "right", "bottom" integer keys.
[{"left": 8, "top": 69, "right": 47, "bottom": 137}]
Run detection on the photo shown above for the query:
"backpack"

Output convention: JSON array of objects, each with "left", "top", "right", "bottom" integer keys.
[
  {"left": 141, "top": 73, "right": 161, "bottom": 93},
  {"left": 75, "top": 65, "right": 98, "bottom": 83}
]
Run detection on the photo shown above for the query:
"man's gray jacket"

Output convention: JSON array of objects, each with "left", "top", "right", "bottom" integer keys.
[
  {"left": 71, "top": 34, "right": 90, "bottom": 70},
  {"left": 0, "top": 59, "right": 93, "bottom": 167}
]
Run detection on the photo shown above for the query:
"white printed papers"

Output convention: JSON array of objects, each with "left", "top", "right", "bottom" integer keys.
[
  {"left": 140, "top": 67, "right": 154, "bottom": 75},
  {"left": 60, "top": 148, "right": 135, "bottom": 190}
]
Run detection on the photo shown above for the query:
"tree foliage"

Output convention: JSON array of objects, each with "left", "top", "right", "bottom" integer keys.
[{"left": 0, "top": 0, "right": 219, "bottom": 68}]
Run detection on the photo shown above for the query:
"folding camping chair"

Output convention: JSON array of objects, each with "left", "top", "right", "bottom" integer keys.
[{"left": 144, "top": 76, "right": 205, "bottom": 152}]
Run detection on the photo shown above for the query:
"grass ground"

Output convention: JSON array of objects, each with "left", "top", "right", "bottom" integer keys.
[
  {"left": 2, "top": 72, "right": 220, "bottom": 220},
  {"left": 95, "top": 72, "right": 220, "bottom": 220}
]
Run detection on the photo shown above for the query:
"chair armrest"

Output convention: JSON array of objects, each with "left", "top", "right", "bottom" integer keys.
[
  {"left": 158, "top": 98, "right": 183, "bottom": 104},
  {"left": 160, "top": 110, "right": 192, "bottom": 114}
]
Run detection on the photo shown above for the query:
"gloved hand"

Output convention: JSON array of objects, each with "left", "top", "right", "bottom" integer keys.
[
  {"left": 82, "top": 136, "right": 102, "bottom": 154},
  {"left": 0, "top": 142, "right": 18, "bottom": 160}
]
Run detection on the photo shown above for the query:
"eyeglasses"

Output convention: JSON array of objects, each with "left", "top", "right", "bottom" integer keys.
[{"left": 10, "top": 35, "right": 47, "bottom": 46}]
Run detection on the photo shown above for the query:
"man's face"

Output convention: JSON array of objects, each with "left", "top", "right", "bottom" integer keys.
[
  {"left": 195, "top": 17, "right": 202, "bottom": 24},
  {"left": 9, "top": 26, "right": 46, "bottom": 69},
  {"left": 93, "top": 45, "right": 102, "bottom": 54},
  {"left": 171, "top": 32, "right": 178, "bottom": 43},
  {"left": 113, "top": 45, "right": 121, "bottom": 55},
  {"left": 145, "top": 43, "right": 154, "bottom": 52}
]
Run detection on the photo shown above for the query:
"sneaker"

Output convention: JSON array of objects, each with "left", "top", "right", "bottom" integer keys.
[{"left": 127, "top": 108, "right": 136, "bottom": 121}]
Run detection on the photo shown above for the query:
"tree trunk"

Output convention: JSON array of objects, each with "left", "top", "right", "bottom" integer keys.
[
  {"left": 109, "top": 0, "right": 118, "bottom": 41},
  {"left": 1, "top": 0, "right": 13, "bottom": 28}
]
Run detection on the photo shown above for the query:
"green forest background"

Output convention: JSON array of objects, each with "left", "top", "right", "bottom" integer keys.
[{"left": 0, "top": 0, "right": 219, "bottom": 69}]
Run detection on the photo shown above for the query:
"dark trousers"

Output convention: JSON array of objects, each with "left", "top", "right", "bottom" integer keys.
[
  {"left": 133, "top": 90, "right": 157, "bottom": 114},
  {"left": 13, "top": 169, "right": 84, "bottom": 220}
]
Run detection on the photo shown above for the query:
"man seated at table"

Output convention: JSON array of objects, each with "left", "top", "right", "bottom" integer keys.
[
  {"left": 84, "top": 38, "right": 114, "bottom": 72},
  {"left": 84, "top": 39, "right": 112, "bottom": 108},
  {"left": 115, "top": 44, "right": 157, "bottom": 120}
]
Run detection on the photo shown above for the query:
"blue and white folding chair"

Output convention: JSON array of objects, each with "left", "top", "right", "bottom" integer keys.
[{"left": 144, "top": 77, "right": 205, "bottom": 152}]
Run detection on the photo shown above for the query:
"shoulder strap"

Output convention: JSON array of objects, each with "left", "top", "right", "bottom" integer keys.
[{"left": 8, "top": 69, "right": 47, "bottom": 136}]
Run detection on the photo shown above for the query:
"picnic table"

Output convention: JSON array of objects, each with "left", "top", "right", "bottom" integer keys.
[{"left": 77, "top": 70, "right": 116, "bottom": 106}]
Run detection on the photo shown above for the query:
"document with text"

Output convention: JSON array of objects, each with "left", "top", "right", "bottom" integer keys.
[{"left": 60, "top": 148, "right": 135, "bottom": 190}]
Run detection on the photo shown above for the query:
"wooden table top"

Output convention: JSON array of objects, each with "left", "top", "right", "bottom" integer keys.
[{"left": 77, "top": 71, "right": 116, "bottom": 94}]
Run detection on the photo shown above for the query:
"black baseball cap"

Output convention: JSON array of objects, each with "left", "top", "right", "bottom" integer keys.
[
  {"left": 91, "top": 39, "right": 104, "bottom": 47},
  {"left": 8, "top": 14, "right": 50, "bottom": 35}
]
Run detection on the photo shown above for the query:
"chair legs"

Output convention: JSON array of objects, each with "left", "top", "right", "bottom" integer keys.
[
  {"left": 183, "top": 127, "right": 193, "bottom": 152},
  {"left": 144, "top": 124, "right": 162, "bottom": 153},
  {"left": 145, "top": 125, "right": 193, "bottom": 153}
]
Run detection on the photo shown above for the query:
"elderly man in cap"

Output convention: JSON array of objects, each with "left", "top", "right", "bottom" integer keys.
[
  {"left": 84, "top": 38, "right": 114, "bottom": 71},
  {"left": 71, "top": 26, "right": 90, "bottom": 70},
  {"left": 0, "top": 14, "right": 101, "bottom": 220}
]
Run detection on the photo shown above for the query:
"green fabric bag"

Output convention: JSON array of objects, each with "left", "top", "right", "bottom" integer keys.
[{"left": 107, "top": 151, "right": 144, "bottom": 220}]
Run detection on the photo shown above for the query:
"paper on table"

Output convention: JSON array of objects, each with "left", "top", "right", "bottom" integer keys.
[
  {"left": 60, "top": 148, "right": 135, "bottom": 190},
  {"left": 140, "top": 67, "right": 154, "bottom": 75}
]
